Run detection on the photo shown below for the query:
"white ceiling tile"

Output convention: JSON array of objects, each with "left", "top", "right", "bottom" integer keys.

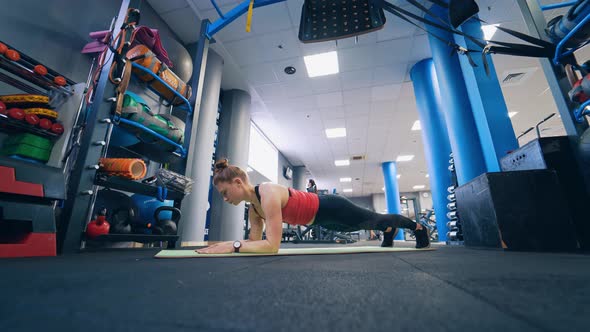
[
  {"left": 408, "top": 33, "right": 431, "bottom": 64},
  {"left": 347, "top": 116, "right": 369, "bottom": 129},
  {"left": 323, "top": 117, "right": 346, "bottom": 128},
  {"left": 250, "top": 3, "right": 294, "bottom": 34},
  {"left": 271, "top": 57, "right": 307, "bottom": 82},
  {"left": 344, "top": 104, "right": 370, "bottom": 116},
  {"left": 242, "top": 63, "right": 279, "bottom": 85},
  {"left": 316, "top": 91, "right": 343, "bottom": 108},
  {"left": 372, "top": 84, "right": 402, "bottom": 101},
  {"left": 371, "top": 101, "right": 395, "bottom": 115},
  {"left": 372, "top": 64, "right": 407, "bottom": 86},
  {"left": 281, "top": 79, "right": 314, "bottom": 98},
  {"left": 224, "top": 37, "right": 269, "bottom": 66},
  {"left": 254, "top": 83, "right": 286, "bottom": 100},
  {"left": 299, "top": 40, "right": 337, "bottom": 56},
  {"left": 321, "top": 107, "right": 346, "bottom": 121},
  {"left": 346, "top": 126, "right": 367, "bottom": 139},
  {"left": 287, "top": 95, "right": 318, "bottom": 110},
  {"left": 257, "top": 30, "right": 302, "bottom": 61},
  {"left": 338, "top": 45, "right": 374, "bottom": 72},
  {"left": 342, "top": 88, "right": 372, "bottom": 105},
  {"left": 310, "top": 75, "right": 342, "bottom": 94},
  {"left": 373, "top": 38, "right": 413, "bottom": 66},
  {"left": 340, "top": 69, "right": 373, "bottom": 90},
  {"left": 287, "top": 0, "right": 304, "bottom": 28},
  {"left": 336, "top": 32, "right": 378, "bottom": 49},
  {"left": 376, "top": 14, "right": 417, "bottom": 42}
]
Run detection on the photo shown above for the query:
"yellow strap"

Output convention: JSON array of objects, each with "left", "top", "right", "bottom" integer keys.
[{"left": 246, "top": 0, "right": 255, "bottom": 32}]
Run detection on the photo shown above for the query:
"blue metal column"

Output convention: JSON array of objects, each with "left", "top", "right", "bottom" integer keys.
[
  {"left": 453, "top": 16, "right": 519, "bottom": 171},
  {"left": 426, "top": 5, "right": 487, "bottom": 185},
  {"left": 382, "top": 162, "right": 404, "bottom": 240},
  {"left": 410, "top": 59, "right": 453, "bottom": 242}
]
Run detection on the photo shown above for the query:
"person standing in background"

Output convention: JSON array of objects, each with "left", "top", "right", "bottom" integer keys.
[{"left": 307, "top": 179, "right": 318, "bottom": 194}]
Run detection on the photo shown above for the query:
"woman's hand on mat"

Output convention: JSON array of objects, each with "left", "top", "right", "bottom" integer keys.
[{"left": 196, "top": 241, "right": 233, "bottom": 254}]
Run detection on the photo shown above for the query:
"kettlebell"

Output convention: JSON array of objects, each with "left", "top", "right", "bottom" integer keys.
[
  {"left": 110, "top": 207, "right": 134, "bottom": 234},
  {"left": 87, "top": 209, "right": 110, "bottom": 238},
  {"left": 153, "top": 206, "right": 181, "bottom": 235}
]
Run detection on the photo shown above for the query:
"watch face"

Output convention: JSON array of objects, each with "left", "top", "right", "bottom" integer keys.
[{"left": 233, "top": 241, "right": 241, "bottom": 249}]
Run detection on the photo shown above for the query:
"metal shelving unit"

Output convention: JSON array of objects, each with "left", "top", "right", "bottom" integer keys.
[
  {"left": 0, "top": 39, "right": 81, "bottom": 257},
  {"left": 58, "top": 0, "right": 199, "bottom": 253}
]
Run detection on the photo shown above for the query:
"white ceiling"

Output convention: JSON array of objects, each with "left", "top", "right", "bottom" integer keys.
[{"left": 147, "top": 0, "right": 582, "bottom": 197}]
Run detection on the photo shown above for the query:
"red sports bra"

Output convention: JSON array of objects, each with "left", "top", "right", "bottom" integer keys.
[{"left": 254, "top": 185, "right": 319, "bottom": 225}]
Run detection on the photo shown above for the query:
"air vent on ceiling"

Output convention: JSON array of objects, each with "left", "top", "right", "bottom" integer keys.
[{"left": 351, "top": 155, "right": 365, "bottom": 161}]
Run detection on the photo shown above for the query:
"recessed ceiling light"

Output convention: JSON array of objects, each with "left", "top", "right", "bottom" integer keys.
[
  {"left": 303, "top": 51, "right": 339, "bottom": 78},
  {"left": 509, "top": 112, "right": 518, "bottom": 118},
  {"left": 335, "top": 159, "right": 350, "bottom": 166},
  {"left": 340, "top": 177, "right": 352, "bottom": 182},
  {"left": 343, "top": 188, "right": 353, "bottom": 193},
  {"left": 326, "top": 127, "right": 346, "bottom": 138},
  {"left": 411, "top": 120, "right": 421, "bottom": 131},
  {"left": 482, "top": 24, "right": 499, "bottom": 40},
  {"left": 397, "top": 174, "right": 401, "bottom": 179},
  {"left": 413, "top": 185, "right": 426, "bottom": 190},
  {"left": 396, "top": 155, "right": 414, "bottom": 162}
]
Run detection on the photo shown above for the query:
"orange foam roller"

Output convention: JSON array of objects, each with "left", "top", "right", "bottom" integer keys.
[{"left": 99, "top": 158, "right": 147, "bottom": 180}]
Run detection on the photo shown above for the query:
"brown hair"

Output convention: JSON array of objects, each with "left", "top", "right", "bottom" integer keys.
[{"left": 213, "top": 158, "right": 248, "bottom": 185}]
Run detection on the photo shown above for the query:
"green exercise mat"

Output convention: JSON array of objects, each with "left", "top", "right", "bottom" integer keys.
[{"left": 155, "top": 246, "right": 434, "bottom": 258}]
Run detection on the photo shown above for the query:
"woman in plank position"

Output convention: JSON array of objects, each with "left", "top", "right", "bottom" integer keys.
[{"left": 197, "top": 159, "right": 430, "bottom": 254}]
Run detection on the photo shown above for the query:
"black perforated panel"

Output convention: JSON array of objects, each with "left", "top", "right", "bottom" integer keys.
[{"left": 298, "top": 0, "right": 386, "bottom": 43}]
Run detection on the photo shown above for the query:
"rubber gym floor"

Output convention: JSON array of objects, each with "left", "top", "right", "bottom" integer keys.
[{"left": 1, "top": 241, "right": 589, "bottom": 332}]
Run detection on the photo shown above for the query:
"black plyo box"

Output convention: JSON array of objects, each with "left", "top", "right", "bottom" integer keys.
[
  {"left": 500, "top": 136, "right": 590, "bottom": 249},
  {"left": 455, "top": 170, "right": 578, "bottom": 251}
]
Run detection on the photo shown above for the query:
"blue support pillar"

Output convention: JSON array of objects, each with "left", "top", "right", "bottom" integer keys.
[
  {"left": 410, "top": 59, "right": 453, "bottom": 242},
  {"left": 382, "top": 162, "right": 404, "bottom": 240},
  {"left": 453, "top": 17, "right": 519, "bottom": 171},
  {"left": 426, "top": 5, "right": 487, "bottom": 185}
]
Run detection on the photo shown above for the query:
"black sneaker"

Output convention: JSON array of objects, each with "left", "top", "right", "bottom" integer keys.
[
  {"left": 380, "top": 228, "right": 397, "bottom": 247},
  {"left": 414, "top": 225, "right": 430, "bottom": 249}
]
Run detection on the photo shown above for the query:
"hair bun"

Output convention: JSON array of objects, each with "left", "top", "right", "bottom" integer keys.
[{"left": 214, "top": 158, "right": 229, "bottom": 174}]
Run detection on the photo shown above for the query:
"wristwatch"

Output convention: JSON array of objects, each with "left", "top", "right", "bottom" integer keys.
[{"left": 233, "top": 240, "right": 242, "bottom": 253}]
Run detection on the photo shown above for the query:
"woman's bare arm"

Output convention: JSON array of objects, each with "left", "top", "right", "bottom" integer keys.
[
  {"left": 238, "top": 184, "right": 283, "bottom": 253},
  {"left": 247, "top": 206, "right": 264, "bottom": 241}
]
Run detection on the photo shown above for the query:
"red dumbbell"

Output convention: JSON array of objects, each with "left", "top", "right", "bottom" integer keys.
[
  {"left": 5, "top": 49, "right": 20, "bottom": 62},
  {"left": 54, "top": 76, "right": 66, "bottom": 86},
  {"left": 50, "top": 123, "right": 64, "bottom": 135},
  {"left": 34, "top": 65, "right": 48, "bottom": 76},
  {"left": 24, "top": 113, "right": 40, "bottom": 126},
  {"left": 0, "top": 101, "right": 6, "bottom": 115},
  {"left": 38, "top": 118, "right": 52, "bottom": 130},
  {"left": 0, "top": 42, "right": 7, "bottom": 55},
  {"left": 8, "top": 108, "right": 25, "bottom": 120}
]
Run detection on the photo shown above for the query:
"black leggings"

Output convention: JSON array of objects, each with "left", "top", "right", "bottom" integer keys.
[{"left": 312, "top": 194, "right": 417, "bottom": 232}]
